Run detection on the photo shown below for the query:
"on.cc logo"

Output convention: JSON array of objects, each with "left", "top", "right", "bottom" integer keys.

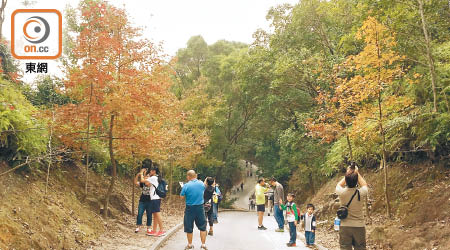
[{"left": 11, "top": 9, "right": 62, "bottom": 59}]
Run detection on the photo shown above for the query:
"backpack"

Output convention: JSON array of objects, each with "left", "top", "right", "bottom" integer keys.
[
  {"left": 152, "top": 176, "right": 168, "bottom": 198},
  {"left": 214, "top": 186, "right": 223, "bottom": 203},
  {"left": 296, "top": 207, "right": 302, "bottom": 222}
]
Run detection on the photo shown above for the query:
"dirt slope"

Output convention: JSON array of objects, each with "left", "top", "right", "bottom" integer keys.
[
  {"left": 0, "top": 161, "right": 183, "bottom": 249},
  {"left": 294, "top": 162, "right": 450, "bottom": 249}
]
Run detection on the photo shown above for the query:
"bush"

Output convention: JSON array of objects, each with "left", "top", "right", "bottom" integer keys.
[{"left": 0, "top": 79, "right": 47, "bottom": 162}]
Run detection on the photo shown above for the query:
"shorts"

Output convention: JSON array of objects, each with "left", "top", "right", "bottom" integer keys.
[
  {"left": 150, "top": 199, "right": 161, "bottom": 213},
  {"left": 257, "top": 204, "right": 265, "bottom": 212},
  {"left": 184, "top": 205, "right": 207, "bottom": 233}
]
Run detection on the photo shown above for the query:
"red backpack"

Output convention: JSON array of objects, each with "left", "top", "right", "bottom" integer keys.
[{"left": 296, "top": 207, "right": 302, "bottom": 222}]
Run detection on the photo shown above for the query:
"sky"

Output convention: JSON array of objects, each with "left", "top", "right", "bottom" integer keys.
[{"left": 4, "top": 0, "right": 299, "bottom": 83}]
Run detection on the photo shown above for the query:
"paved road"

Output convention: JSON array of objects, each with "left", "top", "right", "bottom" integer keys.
[
  {"left": 160, "top": 161, "right": 309, "bottom": 250},
  {"left": 230, "top": 161, "right": 258, "bottom": 210},
  {"left": 159, "top": 211, "right": 309, "bottom": 250}
]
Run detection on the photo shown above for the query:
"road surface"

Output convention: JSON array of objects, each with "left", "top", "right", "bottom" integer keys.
[
  {"left": 159, "top": 211, "right": 309, "bottom": 250},
  {"left": 160, "top": 161, "right": 309, "bottom": 250}
]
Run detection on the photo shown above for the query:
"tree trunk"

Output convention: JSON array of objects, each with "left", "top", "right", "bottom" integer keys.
[
  {"left": 170, "top": 160, "right": 174, "bottom": 199},
  {"left": 132, "top": 174, "right": 135, "bottom": 217},
  {"left": 45, "top": 109, "right": 55, "bottom": 196},
  {"left": 418, "top": 0, "right": 438, "bottom": 113},
  {"left": 85, "top": 114, "right": 90, "bottom": 196},
  {"left": 345, "top": 126, "right": 353, "bottom": 161},
  {"left": 378, "top": 93, "right": 391, "bottom": 218},
  {"left": 308, "top": 171, "right": 315, "bottom": 195},
  {"left": 104, "top": 114, "right": 116, "bottom": 219},
  {"left": 0, "top": 0, "right": 7, "bottom": 40}
]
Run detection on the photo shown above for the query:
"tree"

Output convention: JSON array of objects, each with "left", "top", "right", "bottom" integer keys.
[
  {"left": 57, "top": 0, "right": 186, "bottom": 217},
  {"left": 335, "top": 17, "right": 406, "bottom": 217}
]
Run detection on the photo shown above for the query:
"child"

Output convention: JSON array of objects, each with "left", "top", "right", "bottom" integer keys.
[
  {"left": 301, "top": 203, "right": 317, "bottom": 247},
  {"left": 280, "top": 193, "right": 299, "bottom": 247}
]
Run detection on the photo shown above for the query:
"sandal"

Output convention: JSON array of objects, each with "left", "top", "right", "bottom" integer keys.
[
  {"left": 201, "top": 245, "right": 208, "bottom": 250},
  {"left": 184, "top": 245, "right": 194, "bottom": 250}
]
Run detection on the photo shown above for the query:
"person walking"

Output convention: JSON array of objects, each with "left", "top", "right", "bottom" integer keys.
[
  {"left": 240, "top": 182, "right": 244, "bottom": 192},
  {"left": 134, "top": 161, "right": 152, "bottom": 234},
  {"left": 212, "top": 183, "right": 221, "bottom": 224},
  {"left": 336, "top": 163, "right": 369, "bottom": 250},
  {"left": 280, "top": 193, "right": 299, "bottom": 247},
  {"left": 180, "top": 170, "right": 208, "bottom": 250},
  {"left": 255, "top": 178, "right": 270, "bottom": 230},
  {"left": 270, "top": 177, "right": 285, "bottom": 232},
  {"left": 145, "top": 164, "right": 165, "bottom": 237},
  {"left": 203, "top": 177, "right": 215, "bottom": 236}
]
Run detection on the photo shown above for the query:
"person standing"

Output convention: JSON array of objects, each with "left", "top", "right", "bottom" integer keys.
[
  {"left": 203, "top": 177, "right": 215, "bottom": 236},
  {"left": 270, "top": 177, "right": 285, "bottom": 232},
  {"left": 255, "top": 178, "right": 270, "bottom": 230},
  {"left": 336, "top": 163, "right": 369, "bottom": 250},
  {"left": 240, "top": 182, "right": 244, "bottom": 192},
  {"left": 180, "top": 170, "right": 208, "bottom": 250},
  {"left": 301, "top": 204, "right": 317, "bottom": 247},
  {"left": 212, "top": 183, "right": 221, "bottom": 224},
  {"left": 144, "top": 164, "right": 165, "bottom": 237},
  {"left": 280, "top": 193, "right": 299, "bottom": 247},
  {"left": 134, "top": 163, "right": 152, "bottom": 234}
]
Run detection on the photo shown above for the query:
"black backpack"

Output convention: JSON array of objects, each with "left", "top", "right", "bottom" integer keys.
[
  {"left": 152, "top": 176, "right": 168, "bottom": 198},
  {"left": 337, "top": 189, "right": 360, "bottom": 219}
]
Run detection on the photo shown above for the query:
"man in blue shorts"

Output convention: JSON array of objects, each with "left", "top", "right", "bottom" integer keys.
[{"left": 180, "top": 170, "right": 208, "bottom": 250}]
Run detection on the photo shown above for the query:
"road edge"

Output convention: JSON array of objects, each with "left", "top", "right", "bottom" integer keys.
[
  {"left": 297, "top": 231, "right": 328, "bottom": 250},
  {"left": 148, "top": 222, "right": 184, "bottom": 250}
]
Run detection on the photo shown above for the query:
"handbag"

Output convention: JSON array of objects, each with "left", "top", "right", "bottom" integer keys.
[
  {"left": 336, "top": 189, "right": 360, "bottom": 219},
  {"left": 204, "top": 200, "right": 212, "bottom": 212}
]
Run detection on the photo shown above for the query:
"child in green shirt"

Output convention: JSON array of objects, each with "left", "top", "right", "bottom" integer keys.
[{"left": 280, "top": 193, "right": 299, "bottom": 247}]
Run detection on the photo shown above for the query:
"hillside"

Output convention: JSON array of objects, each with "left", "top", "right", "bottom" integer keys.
[
  {"left": 0, "top": 162, "right": 183, "bottom": 249},
  {"left": 295, "top": 162, "right": 450, "bottom": 249}
]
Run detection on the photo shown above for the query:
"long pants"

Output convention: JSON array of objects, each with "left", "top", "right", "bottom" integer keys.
[
  {"left": 288, "top": 222, "right": 297, "bottom": 244},
  {"left": 205, "top": 208, "right": 214, "bottom": 226},
  {"left": 136, "top": 200, "right": 152, "bottom": 226},
  {"left": 212, "top": 202, "right": 218, "bottom": 221},
  {"left": 273, "top": 204, "right": 284, "bottom": 229},
  {"left": 339, "top": 226, "right": 366, "bottom": 250},
  {"left": 305, "top": 231, "right": 315, "bottom": 245}
]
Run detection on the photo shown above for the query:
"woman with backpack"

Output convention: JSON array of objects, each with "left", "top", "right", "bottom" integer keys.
[
  {"left": 203, "top": 177, "right": 215, "bottom": 236},
  {"left": 143, "top": 164, "right": 166, "bottom": 237}
]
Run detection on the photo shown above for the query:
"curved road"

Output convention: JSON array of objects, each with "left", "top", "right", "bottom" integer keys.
[{"left": 160, "top": 161, "right": 309, "bottom": 250}]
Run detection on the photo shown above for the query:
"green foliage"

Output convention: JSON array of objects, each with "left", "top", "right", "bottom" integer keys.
[
  {"left": 0, "top": 43, "right": 21, "bottom": 81},
  {"left": 84, "top": 139, "right": 110, "bottom": 175},
  {"left": 22, "top": 76, "right": 71, "bottom": 108},
  {"left": 0, "top": 79, "right": 47, "bottom": 161}
]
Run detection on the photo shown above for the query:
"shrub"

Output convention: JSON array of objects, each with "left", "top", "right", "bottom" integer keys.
[{"left": 0, "top": 79, "right": 47, "bottom": 162}]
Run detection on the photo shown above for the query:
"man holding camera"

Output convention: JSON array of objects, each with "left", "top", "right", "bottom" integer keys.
[{"left": 336, "top": 163, "right": 369, "bottom": 250}]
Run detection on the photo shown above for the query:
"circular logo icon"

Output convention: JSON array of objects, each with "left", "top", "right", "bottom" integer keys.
[{"left": 23, "top": 16, "right": 50, "bottom": 44}]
